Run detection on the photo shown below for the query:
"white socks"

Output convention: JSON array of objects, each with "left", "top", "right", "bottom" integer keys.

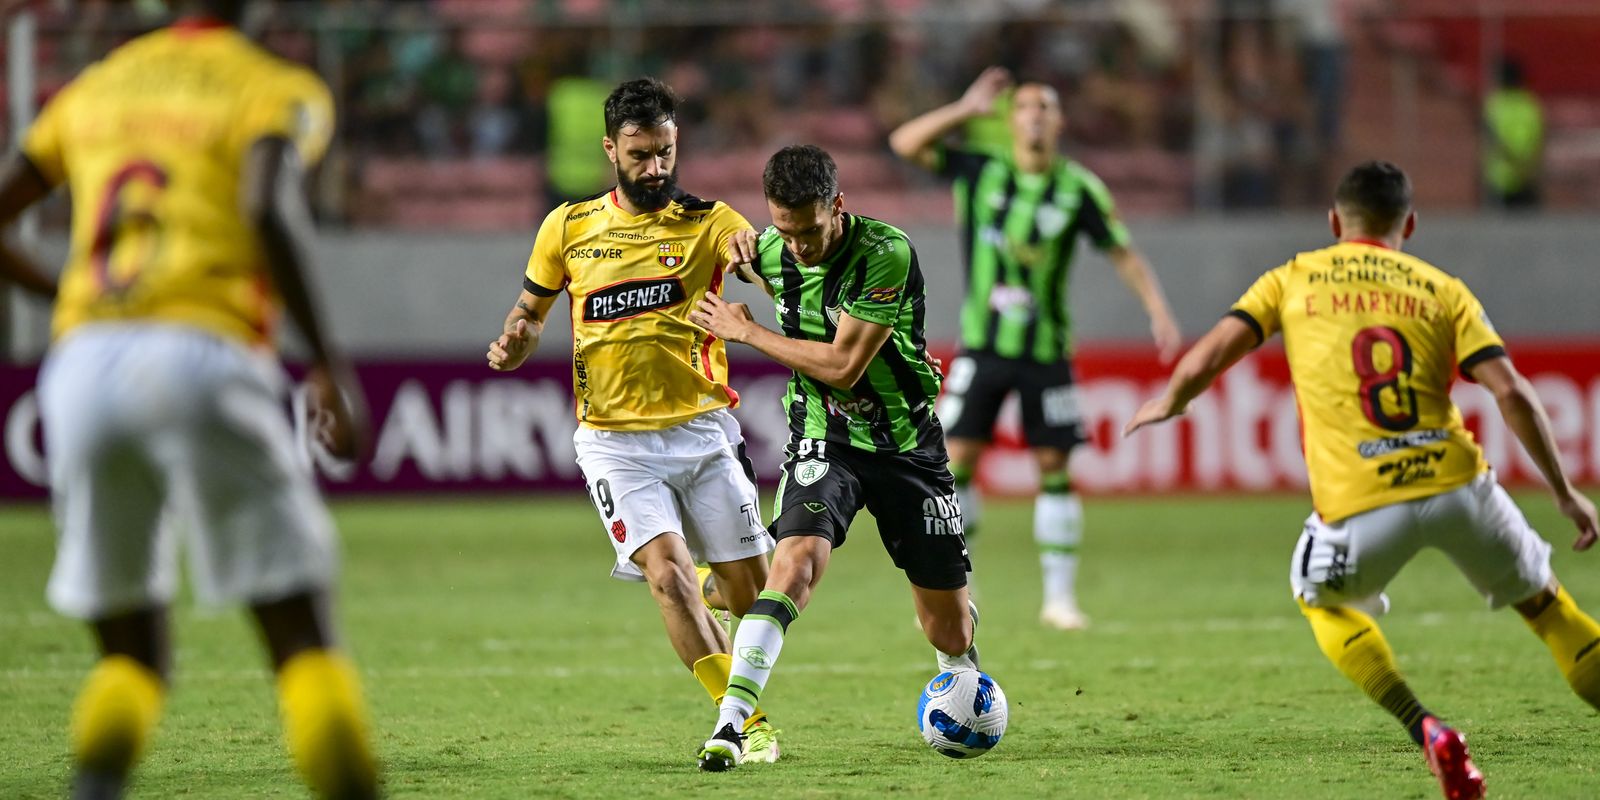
[{"left": 1034, "top": 492, "right": 1083, "bottom": 609}]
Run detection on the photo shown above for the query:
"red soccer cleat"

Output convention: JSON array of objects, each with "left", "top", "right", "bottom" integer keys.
[{"left": 1421, "top": 716, "right": 1486, "bottom": 800}]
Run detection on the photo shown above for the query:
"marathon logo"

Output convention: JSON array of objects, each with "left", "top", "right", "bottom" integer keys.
[{"left": 584, "top": 277, "right": 686, "bottom": 322}]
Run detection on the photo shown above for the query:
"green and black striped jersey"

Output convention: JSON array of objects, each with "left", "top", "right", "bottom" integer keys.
[
  {"left": 752, "top": 214, "right": 943, "bottom": 454},
  {"left": 937, "top": 146, "right": 1131, "bottom": 363}
]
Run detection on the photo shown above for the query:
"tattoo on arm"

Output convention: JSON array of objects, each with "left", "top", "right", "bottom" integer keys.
[{"left": 516, "top": 300, "right": 535, "bottom": 316}]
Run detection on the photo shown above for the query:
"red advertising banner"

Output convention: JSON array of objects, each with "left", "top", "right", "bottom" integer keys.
[{"left": 3, "top": 341, "right": 1598, "bottom": 499}]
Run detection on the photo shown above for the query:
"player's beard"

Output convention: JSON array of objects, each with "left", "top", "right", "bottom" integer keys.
[{"left": 616, "top": 166, "right": 678, "bottom": 211}]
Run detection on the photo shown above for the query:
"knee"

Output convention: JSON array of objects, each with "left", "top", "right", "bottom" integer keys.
[
  {"left": 924, "top": 616, "right": 973, "bottom": 657},
  {"left": 640, "top": 557, "right": 699, "bottom": 610}
]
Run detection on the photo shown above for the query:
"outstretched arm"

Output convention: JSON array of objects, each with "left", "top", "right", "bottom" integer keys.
[
  {"left": 1107, "top": 244, "right": 1181, "bottom": 363},
  {"left": 1123, "top": 315, "right": 1260, "bottom": 436},
  {"left": 1470, "top": 356, "right": 1598, "bottom": 550},
  {"left": 689, "top": 292, "right": 890, "bottom": 390},
  {"left": 488, "top": 287, "right": 556, "bottom": 371},
  {"left": 0, "top": 154, "right": 59, "bottom": 298},
  {"left": 888, "top": 66, "right": 1012, "bottom": 171}
]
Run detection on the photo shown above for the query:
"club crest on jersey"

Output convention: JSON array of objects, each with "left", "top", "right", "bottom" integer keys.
[
  {"left": 658, "top": 241, "right": 687, "bottom": 267},
  {"left": 794, "top": 460, "right": 829, "bottom": 487},
  {"left": 584, "top": 277, "right": 687, "bottom": 322}
]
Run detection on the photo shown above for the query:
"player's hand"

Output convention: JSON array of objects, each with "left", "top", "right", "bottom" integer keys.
[
  {"left": 488, "top": 318, "right": 533, "bottom": 371},
  {"left": 689, "top": 292, "right": 758, "bottom": 343},
  {"left": 1123, "top": 393, "right": 1184, "bottom": 438},
  {"left": 1152, "top": 314, "right": 1183, "bottom": 364},
  {"left": 960, "top": 66, "right": 1013, "bottom": 116},
  {"left": 725, "top": 228, "right": 759, "bottom": 274},
  {"left": 922, "top": 350, "right": 944, "bottom": 373},
  {"left": 305, "top": 361, "right": 370, "bottom": 461},
  {"left": 1557, "top": 488, "right": 1599, "bottom": 551}
]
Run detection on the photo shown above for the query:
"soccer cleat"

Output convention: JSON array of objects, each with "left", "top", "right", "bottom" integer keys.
[
  {"left": 741, "top": 718, "right": 781, "bottom": 763},
  {"left": 935, "top": 600, "right": 982, "bottom": 671},
  {"left": 1421, "top": 716, "right": 1485, "bottom": 800},
  {"left": 1040, "top": 603, "right": 1090, "bottom": 631},
  {"left": 697, "top": 723, "right": 744, "bottom": 772}
]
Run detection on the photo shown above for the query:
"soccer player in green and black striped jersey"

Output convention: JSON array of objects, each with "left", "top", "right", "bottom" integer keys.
[
  {"left": 890, "top": 66, "right": 1182, "bottom": 630},
  {"left": 689, "top": 145, "right": 979, "bottom": 771}
]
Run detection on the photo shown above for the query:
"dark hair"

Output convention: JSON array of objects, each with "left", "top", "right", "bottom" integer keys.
[
  {"left": 187, "top": 1, "right": 247, "bottom": 24},
  {"left": 1498, "top": 59, "right": 1525, "bottom": 88},
  {"left": 1334, "top": 160, "right": 1412, "bottom": 234},
  {"left": 603, "top": 77, "right": 677, "bottom": 138},
  {"left": 762, "top": 145, "right": 839, "bottom": 209}
]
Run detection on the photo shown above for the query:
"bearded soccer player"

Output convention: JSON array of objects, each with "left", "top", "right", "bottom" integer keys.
[
  {"left": 0, "top": 3, "right": 380, "bottom": 798},
  {"left": 689, "top": 145, "right": 980, "bottom": 771},
  {"left": 890, "top": 66, "right": 1181, "bottom": 630},
  {"left": 1125, "top": 161, "right": 1600, "bottom": 800},
  {"left": 485, "top": 77, "right": 780, "bottom": 762}
]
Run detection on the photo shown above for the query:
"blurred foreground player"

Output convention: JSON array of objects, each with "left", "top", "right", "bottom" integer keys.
[
  {"left": 0, "top": 3, "right": 378, "bottom": 798},
  {"left": 485, "top": 78, "right": 780, "bottom": 762},
  {"left": 891, "top": 67, "right": 1181, "bottom": 629},
  {"left": 1125, "top": 161, "right": 1600, "bottom": 800},
  {"left": 0, "top": 1, "right": 381, "bottom": 797}
]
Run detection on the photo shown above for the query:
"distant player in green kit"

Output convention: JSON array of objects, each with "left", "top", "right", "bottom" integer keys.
[
  {"left": 688, "top": 145, "right": 977, "bottom": 771},
  {"left": 890, "top": 66, "right": 1182, "bottom": 630}
]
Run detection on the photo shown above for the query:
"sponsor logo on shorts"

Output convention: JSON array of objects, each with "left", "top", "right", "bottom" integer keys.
[
  {"left": 922, "top": 493, "right": 964, "bottom": 536},
  {"left": 584, "top": 277, "right": 686, "bottom": 322},
  {"left": 610, "top": 519, "right": 627, "bottom": 542},
  {"left": 1376, "top": 448, "right": 1447, "bottom": 487},
  {"left": 794, "top": 460, "right": 829, "bottom": 487},
  {"left": 739, "top": 534, "right": 766, "bottom": 544},
  {"left": 739, "top": 645, "right": 771, "bottom": 669},
  {"left": 803, "top": 501, "right": 827, "bottom": 514},
  {"left": 1357, "top": 428, "right": 1450, "bottom": 459}
]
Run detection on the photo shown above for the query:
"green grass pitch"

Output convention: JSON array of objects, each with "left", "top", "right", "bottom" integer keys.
[{"left": 3, "top": 492, "right": 1598, "bottom": 798}]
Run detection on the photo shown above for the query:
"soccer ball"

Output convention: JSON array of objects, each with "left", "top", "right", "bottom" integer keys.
[{"left": 916, "top": 668, "right": 1008, "bottom": 759}]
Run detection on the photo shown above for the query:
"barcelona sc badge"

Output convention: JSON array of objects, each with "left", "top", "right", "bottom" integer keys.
[{"left": 658, "top": 241, "right": 686, "bottom": 267}]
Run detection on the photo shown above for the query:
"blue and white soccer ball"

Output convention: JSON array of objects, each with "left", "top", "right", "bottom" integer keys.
[{"left": 916, "top": 668, "right": 1008, "bottom": 759}]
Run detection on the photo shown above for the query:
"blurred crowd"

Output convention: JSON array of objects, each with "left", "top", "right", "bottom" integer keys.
[{"left": 10, "top": 0, "right": 1592, "bottom": 224}]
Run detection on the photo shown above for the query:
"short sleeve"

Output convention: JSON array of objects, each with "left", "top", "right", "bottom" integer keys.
[
  {"left": 1228, "top": 262, "right": 1292, "bottom": 345},
  {"left": 1075, "top": 169, "right": 1131, "bottom": 251},
  {"left": 237, "top": 67, "right": 335, "bottom": 167},
  {"left": 21, "top": 80, "right": 77, "bottom": 186},
  {"left": 843, "top": 231, "right": 913, "bottom": 328},
  {"left": 523, "top": 205, "right": 568, "bottom": 296},
  {"left": 1449, "top": 278, "right": 1507, "bottom": 378},
  {"left": 709, "top": 203, "right": 755, "bottom": 272},
  {"left": 933, "top": 146, "right": 992, "bottom": 182}
]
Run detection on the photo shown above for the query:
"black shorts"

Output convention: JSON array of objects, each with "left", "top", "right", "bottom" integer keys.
[
  {"left": 937, "top": 351, "right": 1087, "bottom": 451},
  {"left": 770, "top": 438, "right": 971, "bottom": 590}
]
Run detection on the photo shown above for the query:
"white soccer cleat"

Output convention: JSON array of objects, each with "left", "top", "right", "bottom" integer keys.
[
  {"left": 697, "top": 723, "right": 744, "bottom": 772},
  {"left": 1040, "top": 603, "right": 1090, "bottom": 631}
]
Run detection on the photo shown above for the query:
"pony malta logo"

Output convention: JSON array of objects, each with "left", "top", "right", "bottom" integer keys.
[{"left": 658, "top": 241, "right": 686, "bottom": 267}]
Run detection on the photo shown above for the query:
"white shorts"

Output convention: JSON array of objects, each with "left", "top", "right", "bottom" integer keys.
[
  {"left": 573, "top": 408, "right": 772, "bottom": 581},
  {"left": 40, "top": 324, "right": 336, "bottom": 619},
  {"left": 1291, "top": 471, "right": 1553, "bottom": 613}
]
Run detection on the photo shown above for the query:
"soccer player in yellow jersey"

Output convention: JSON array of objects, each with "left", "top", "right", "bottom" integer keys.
[
  {"left": 485, "top": 77, "right": 781, "bottom": 762},
  {"left": 1126, "top": 161, "right": 1600, "bottom": 800},
  {"left": 0, "top": 3, "right": 379, "bottom": 798}
]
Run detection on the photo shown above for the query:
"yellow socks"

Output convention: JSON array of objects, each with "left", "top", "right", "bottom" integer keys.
[
  {"left": 691, "top": 652, "right": 766, "bottom": 729},
  {"left": 277, "top": 649, "right": 378, "bottom": 800},
  {"left": 1300, "top": 599, "right": 1431, "bottom": 743},
  {"left": 1522, "top": 586, "right": 1600, "bottom": 709},
  {"left": 71, "top": 655, "right": 165, "bottom": 775}
]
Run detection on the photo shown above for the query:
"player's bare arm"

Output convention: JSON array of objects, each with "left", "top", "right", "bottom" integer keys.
[
  {"left": 488, "top": 288, "right": 554, "bottom": 372},
  {"left": 245, "top": 136, "right": 369, "bottom": 459},
  {"left": 1123, "top": 314, "right": 1260, "bottom": 437},
  {"left": 0, "top": 153, "right": 60, "bottom": 298},
  {"left": 888, "top": 66, "right": 1012, "bottom": 171},
  {"left": 1107, "top": 244, "right": 1182, "bottom": 363},
  {"left": 690, "top": 291, "right": 890, "bottom": 390},
  {"left": 723, "top": 227, "right": 772, "bottom": 295},
  {"left": 1469, "top": 355, "right": 1600, "bottom": 550}
]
